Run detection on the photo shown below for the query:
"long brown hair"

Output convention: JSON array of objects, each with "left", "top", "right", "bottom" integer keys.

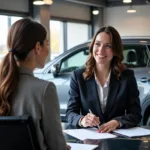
[
  {"left": 83, "top": 26, "right": 126, "bottom": 80},
  {"left": 0, "top": 18, "right": 47, "bottom": 115}
]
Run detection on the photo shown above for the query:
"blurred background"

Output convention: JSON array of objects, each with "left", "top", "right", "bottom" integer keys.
[{"left": 0, "top": 0, "right": 149, "bottom": 61}]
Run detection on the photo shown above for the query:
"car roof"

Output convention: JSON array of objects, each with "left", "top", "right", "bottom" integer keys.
[
  {"left": 34, "top": 37, "right": 150, "bottom": 73},
  {"left": 86, "top": 37, "right": 150, "bottom": 45},
  {"left": 83, "top": 37, "right": 150, "bottom": 45},
  {"left": 121, "top": 37, "right": 150, "bottom": 45}
]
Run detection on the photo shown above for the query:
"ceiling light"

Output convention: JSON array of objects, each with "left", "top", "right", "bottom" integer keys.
[
  {"left": 123, "top": 0, "right": 132, "bottom": 3},
  {"left": 146, "top": 0, "right": 150, "bottom": 4},
  {"left": 127, "top": 6, "right": 136, "bottom": 13},
  {"left": 127, "top": 9, "right": 136, "bottom": 13},
  {"left": 92, "top": 8, "right": 99, "bottom": 15},
  {"left": 140, "top": 41, "right": 147, "bottom": 43},
  {"left": 44, "top": 0, "right": 53, "bottom": 5},
  {"left": 33, "top": 0, "right": 45, "bottom": 5}
]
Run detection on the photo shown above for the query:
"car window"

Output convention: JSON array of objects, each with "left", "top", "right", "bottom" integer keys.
[
  {"left": 122, "top": 45, "right": 148, "bottom": 68},
  {"left": 60, "top": 48, "right": 89, "bottom": 73}
]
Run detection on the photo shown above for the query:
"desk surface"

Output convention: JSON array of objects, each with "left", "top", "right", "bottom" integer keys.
[
  {"left": 95, "top": 138, "right": 150, "bottom": 150},
  {"left": 62, "top": 123, "right": 150, "bottom": 150}
]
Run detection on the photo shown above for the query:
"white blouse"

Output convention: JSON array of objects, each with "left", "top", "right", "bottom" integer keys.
[{"left": 95, "top": 71, "right": 111, "bottom": 113}]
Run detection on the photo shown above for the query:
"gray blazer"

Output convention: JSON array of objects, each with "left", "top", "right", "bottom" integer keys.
[{"left": 11, "top": 66, "right": 67, "bottom": 150}]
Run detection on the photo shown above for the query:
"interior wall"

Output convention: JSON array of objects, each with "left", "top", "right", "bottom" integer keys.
[
  {"left": 104, "top": 5, "right": 150, "bottom": 36},
  {"left": 33, "top": 5, "right": 51, "bottom": 61},
  {"left": 0, "top": 0, "right": 29, "bottom": 13},
  {"left": 92, "top": 8, "right": 104, "bottom": 35},
  {"left": 50, "top": 0, "right": 91, "bottom": 21}
]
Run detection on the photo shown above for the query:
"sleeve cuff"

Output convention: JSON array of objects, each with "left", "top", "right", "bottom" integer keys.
[
  {"left": 78, "top": 116, "right": 84, "bottom": 127},
  {"left": 118, "top": 121, "right": 123, "bottom": 128}
]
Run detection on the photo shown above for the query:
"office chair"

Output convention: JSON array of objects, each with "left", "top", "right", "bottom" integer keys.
[{"left": 0, "top": 115, "right": 40, "bottom": 150}]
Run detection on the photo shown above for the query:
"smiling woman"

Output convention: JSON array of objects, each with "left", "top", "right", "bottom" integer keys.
[
  {"left": 84, "top": 26, "right": 125, "bottom": 80},
  {"left": 92, "top": 32, "right": 114, "bottom": 68},
  {"left": 66, "top": 26, "right": 142, "bottom": 133}
]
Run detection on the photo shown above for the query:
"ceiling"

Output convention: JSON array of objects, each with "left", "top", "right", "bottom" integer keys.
[
  {"left": 107, "top": 0, "right": 150, "bottom": 7},
  {"left": 64, "top": 0, "right": 150, "bottom": 7}
]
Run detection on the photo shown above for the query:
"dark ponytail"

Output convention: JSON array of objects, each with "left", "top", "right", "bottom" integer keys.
[
  {"left": 0, "top": 18, "right": 47, "bottom": 115},
  {"left": 0, "top": 53, "right": 19, "bottom": 115}
]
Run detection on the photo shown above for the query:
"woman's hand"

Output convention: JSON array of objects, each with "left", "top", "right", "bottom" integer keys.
[
  {"left": 67, "top": 144, "right": 71, "bottom": 150},
  {"left": 98, "top": 120, "right": 120, "bottom": 133},
  {"left": 81, "top": 113, "right": 100, "bottom": 127}
]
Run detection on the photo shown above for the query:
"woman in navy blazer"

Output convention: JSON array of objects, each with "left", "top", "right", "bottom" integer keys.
[{"left": 66, "top": 26, "right": 142, "bottom": 133}]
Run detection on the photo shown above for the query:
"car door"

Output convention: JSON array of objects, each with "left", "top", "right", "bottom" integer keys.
[
  {"left": 122, "top": 44, "right": 150, "bottom": 107},
  {"left": 56, "top": 48, "right": 89, "bottom": 117}
]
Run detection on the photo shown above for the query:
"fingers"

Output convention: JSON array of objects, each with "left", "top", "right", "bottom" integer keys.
[
  {"left": 87, "top": 113, "right": 100, "bottom": 126},
  {"left": 98, "top": 120, "right": 120, "bottom": 133},
  {"left": 81, "top": 113, "right": 100, "bottom": 127},
  {"left": 98, "top": 124, "right": 110, "bottom": 133},
  {"left": 67, "top": 145, "right": 71, "bottom": 150}
]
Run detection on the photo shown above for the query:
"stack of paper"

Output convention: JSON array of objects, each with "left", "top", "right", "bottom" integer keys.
[
  {"left": 67, "top": 143, "right": 98, "bottom": 150},
  {"left": 114, "top": 127, "right": 150, "bottom": 137},
  {"left": 63, "top": 128, "right": 117, "bottom": 140}
]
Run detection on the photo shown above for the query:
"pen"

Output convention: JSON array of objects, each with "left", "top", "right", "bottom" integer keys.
[{"left": 89, "top": 109, "right": 100, "bottom": 129}]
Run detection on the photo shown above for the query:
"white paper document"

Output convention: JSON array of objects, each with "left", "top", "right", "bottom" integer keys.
[
  {"left": 63, "top": 128, "right": 117, "bottom": 140},
  {"left": 67, "top": 143, "right": 98, "bottom": 150},
  {"left": 114, "top": 127, "right": 150, "bottom": 137}
]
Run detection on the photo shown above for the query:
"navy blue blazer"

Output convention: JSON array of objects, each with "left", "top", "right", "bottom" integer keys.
[{"left": 66, "top": 68, "right": 142, "bottom": 128}]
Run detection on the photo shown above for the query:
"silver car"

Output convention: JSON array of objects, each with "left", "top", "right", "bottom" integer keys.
[{"left": 34, "top": 38, "right": 150, "bottom": 125}]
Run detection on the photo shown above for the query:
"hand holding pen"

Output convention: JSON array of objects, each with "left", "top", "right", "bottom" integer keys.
[
  {"left": 89, "top": 109, "right": 100, "bottom": 129},
  {"left": 80, "top": 109, "right": 100, "bottom": 128}
]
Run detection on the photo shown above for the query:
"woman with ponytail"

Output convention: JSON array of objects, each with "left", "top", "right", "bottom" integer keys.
[{"left": 0, "top": 18, "right": 69, "bottom": 150}]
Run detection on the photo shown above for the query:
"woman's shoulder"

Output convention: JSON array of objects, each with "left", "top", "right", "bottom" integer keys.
[
  {"left": 73, "top": 67, "right": 85, "bottom": 75},
  {"left": 32, "top": 76, "right": 56, "bottom": 90},
  {"left": 72, "top": 67, "right": 86, "bottom": 80},
  {"left": 122, "top": 68, "right": 134, "bottom": 74},
  {"left": 121, "top": 68, "right": 134, "bottom": 78},
  {"left": 30, "top": 77, "right": 57, "bottom": 100}
]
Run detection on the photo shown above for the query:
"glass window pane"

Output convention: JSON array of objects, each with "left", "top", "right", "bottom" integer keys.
[
  {"left": 0, "top": 15, "right": 22, "bottom": 61},
  {"left": 0, "top": 16, "right": 8, "bottom": 59},
  {"left": 67, "top": 22, "right": 89, "bottom": 49},
  {"left": 50, "top": 20, "right": 64, "bottom": 60},
  {"left": 11, "top": 16, "right": 22, "bottom": 25}
]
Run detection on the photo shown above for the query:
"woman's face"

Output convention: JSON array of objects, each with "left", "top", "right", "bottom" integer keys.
[
  {"left": 93, "top": 32, "right": 114, "bottom": 67},
  {"left": 37, "top": 39, "right": 49, "bottom": 68}
]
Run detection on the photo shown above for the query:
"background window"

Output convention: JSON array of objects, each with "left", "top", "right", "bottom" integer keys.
[
  {"left": 50, "top": 20, "right": 64, "bottom": 60},
  {"left": 0, "top": 16, "right": 8, "bottom": 59},
  {"left": 0, "top": 15, "right": 22, "bottom": 60},
  {"left": 50, "top": 19, "right": 91, "bottom": 60},
  {"left": 10, "top": 16, "right": 22, "bottom": 25},
  {"left": 67, "top": 22, "right": 89, "bottom": 49}
]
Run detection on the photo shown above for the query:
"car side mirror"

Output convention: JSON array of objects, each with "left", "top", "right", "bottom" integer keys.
[
  {"left": 83, "top": 49, "right": 89, "bottom": 55},
  {"left": 51, "top": 63, "right": 60, "bottom": 77}
]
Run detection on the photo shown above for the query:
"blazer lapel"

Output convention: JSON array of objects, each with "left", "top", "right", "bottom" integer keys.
[
  {"left": 104, "top": 71, "right": 120, "bottom": 116},
  {"left": 86, "top": 76, "right": 105, "bottom": 122}
]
